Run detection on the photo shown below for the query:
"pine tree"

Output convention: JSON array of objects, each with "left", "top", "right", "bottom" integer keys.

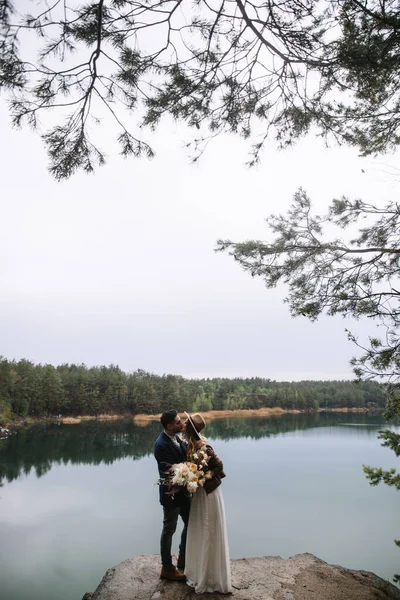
[{"left": 2, "top": 1, "right": 400, "bottom": 177}]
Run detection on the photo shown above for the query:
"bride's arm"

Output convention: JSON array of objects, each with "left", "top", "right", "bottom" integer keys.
[{"left": 206, "top": 445, "right": 224, "bottom": 476}]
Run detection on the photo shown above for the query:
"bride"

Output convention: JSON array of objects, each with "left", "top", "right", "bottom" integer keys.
[{"left": 182, "top": 412, "right": 232, "bottom": 594}]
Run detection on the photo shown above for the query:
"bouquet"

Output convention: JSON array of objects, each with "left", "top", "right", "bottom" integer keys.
[{"left": 159, "top": 446, "right": 213, "bottom": 495}]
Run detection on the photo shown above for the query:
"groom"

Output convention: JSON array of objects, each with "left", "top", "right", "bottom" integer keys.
[{"left": 154, "top": 409, "right": 191, "bottom": 582}]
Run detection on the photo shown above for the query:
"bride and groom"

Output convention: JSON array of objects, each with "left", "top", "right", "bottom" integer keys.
[{"left": 154, "top": 409, "right": 232, "bottom": 594}]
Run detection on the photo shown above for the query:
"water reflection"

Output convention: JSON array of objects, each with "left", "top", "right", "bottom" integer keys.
[
  {"left": 0, "top": 411, "right": 390, "bottom": 485},
  {"left": 1, "top": 411, "right": 400, "bottom": 600}
]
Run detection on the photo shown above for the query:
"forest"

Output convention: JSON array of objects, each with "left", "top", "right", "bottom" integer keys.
[{"left": 0, "top": 357, "right": 386, "bottom": 426}]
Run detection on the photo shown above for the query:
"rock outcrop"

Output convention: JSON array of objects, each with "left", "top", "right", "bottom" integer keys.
[{"left": 82, "top": 553, "right": 400, "bottom": 600}]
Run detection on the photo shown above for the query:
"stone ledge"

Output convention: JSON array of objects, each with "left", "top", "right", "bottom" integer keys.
[{"left": 82, "top": 553, "right": 400, "bottom": 600}]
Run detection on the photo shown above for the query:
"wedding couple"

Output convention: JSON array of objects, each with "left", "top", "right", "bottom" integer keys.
[{"left": 154, "top": 409, "right": 232, "bottom": 594}]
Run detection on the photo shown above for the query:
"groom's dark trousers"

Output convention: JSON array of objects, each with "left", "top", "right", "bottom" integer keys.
[{"left": 154, "top": 431, "right": 191, "bottom": 566}]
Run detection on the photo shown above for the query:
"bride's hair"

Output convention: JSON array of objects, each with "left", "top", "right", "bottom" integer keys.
[{"left": 184, "top": 419, "right": 203, "bottom": 457}]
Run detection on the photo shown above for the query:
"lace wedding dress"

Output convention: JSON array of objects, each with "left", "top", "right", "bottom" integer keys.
[{"left": 185, "top": 486, "right": 232, "bottom": 594}]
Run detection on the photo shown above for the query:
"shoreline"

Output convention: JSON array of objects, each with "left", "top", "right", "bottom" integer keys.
[
  {"left": 134, "top": 407, "right": 289, "bottom": 423},
  {"left": 2, "top": 406, "right": 383, "bottom": 433},
  {"left": 133, "top": 406, "right": 383, "bottom": 423}
]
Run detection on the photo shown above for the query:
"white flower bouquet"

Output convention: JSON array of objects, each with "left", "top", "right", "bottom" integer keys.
[
  {"left": 158, "top": 447, "right": 213, "bottom": 495},
  {"left": 169, "top": 459, "right": 212, "bottom": 493}
]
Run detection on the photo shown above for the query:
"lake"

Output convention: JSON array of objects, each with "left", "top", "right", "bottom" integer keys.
[{"left": 0, "top": 412, "right": 399, "bottom": 600}]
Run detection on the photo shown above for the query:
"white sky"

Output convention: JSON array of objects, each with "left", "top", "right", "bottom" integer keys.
[{"left": 1, "top": 94, "right": 399, "bottom": 381}]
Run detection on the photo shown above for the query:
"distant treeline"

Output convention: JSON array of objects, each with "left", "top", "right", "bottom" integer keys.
[{"left": 0, "top": 357, "right": 386, "bottom": 425}]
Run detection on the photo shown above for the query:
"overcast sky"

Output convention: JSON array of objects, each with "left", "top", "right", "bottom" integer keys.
[{"left": 1, "top": 95, "right": 398, "bottom": 381}]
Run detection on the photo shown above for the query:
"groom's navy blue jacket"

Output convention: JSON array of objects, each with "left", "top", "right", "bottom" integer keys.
[{"left": 154, "top": 431, "right": 188, "bottom": 507}]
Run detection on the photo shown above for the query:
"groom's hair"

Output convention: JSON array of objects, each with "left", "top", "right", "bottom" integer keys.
[{"left": 161, "top": 409, "right": 178, "bottom": 429}]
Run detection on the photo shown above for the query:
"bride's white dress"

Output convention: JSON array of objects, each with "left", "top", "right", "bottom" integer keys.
[{"left": 185, "top": 486, "right": 232, "bottom": 594}]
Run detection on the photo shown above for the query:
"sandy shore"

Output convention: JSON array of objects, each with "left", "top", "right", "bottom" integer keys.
[
  {"left": 133, "top": 407, "right": 293, "bottom": 423},
  {"left": 132, "top": 405, "right": 381, "bottom": 423},
  {"left": 6, "top": 406, "right": 380, "bottom": 428},
  {"left": 62, "top": 414, "right": 125, "bottom": 424}
]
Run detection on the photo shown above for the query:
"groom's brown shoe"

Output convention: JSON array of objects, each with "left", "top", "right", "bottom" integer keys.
[
  {"left": 177, "top": 554, "right": 185, "bottom": 571},
  {"left": 160, "top": 565, "right": 186, "bottom": 581}
]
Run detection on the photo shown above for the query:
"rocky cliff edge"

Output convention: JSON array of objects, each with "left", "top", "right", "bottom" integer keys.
[{"left": 82, "top": 553, "right": 400, "bottom": 600}]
